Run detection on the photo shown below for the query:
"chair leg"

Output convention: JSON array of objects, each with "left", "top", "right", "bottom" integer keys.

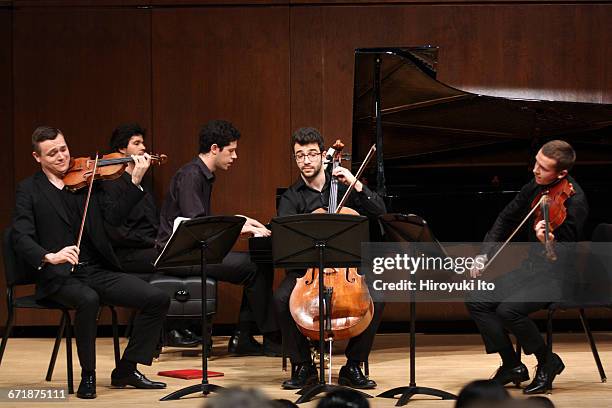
[
  {"left": 281, "top": 336, "right": 287, "bottom": 372},
  {"left": 578, "top": 308, "right": 607, "bottom": 383},
  {"left": 65, "top": 314, "right": 74, "bottom": 395},
  {"left": 46, "top": 312, "right": 67, "bottom": 381},
  {"left": 547, "top": 308, "right": 555, "bottom": 355},
  {"left": 110, "top": 307, "right": 120, "bottom": 368},
  {"left": 363, "top": 360, "right": 369, "bottom": 377},
  {"left": 0, "top": 307, "right": 15, "bottom": 366}
]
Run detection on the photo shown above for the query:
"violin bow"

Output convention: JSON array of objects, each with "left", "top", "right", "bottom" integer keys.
[
  {"left": 481, "top": 194, "right": 546, "bottom": 273},
  {"left": 72, "top": 153, "right": 100, "bottom": 272},
  {"left": 336, "top": 144, "right": 376, "bottom": 213}
]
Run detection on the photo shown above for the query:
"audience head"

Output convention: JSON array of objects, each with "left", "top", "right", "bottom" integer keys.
[
  {"left": 205, "top": 387, "right": 275, "bottom": 408},
  {"left": 455, "top": 379, "right": 510, "bottom": 408},
  {"left": 316, "top": 389, "right": 370, "bottom": 408}
]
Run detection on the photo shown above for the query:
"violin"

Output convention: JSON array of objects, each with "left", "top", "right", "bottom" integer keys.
[
  {"left": 63, "top": 151, "right": 167, "bottom": 271},
  {"left": 482, "top": 176, "right": 575, "bottom": 271},
  {"left": 63, "top": 152, "right": 167, "bottom": 192},
  {"left": 289, "top": 140, "right": 376, "bottom": 341},
  {"left": 531, "top": 177, "right": 575, "bottom": 261}
]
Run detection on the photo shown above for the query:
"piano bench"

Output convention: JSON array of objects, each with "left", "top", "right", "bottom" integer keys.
[{"left": 148, "top": 276, "right": 217, "bottom": 318}]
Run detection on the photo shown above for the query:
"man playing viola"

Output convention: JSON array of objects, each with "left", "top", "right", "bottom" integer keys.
[
  {"left": 11, "top": 126, "right": 171, "bottom": 399},
  {"left": 467, "top": 140, "right": 589, "bottom": 394},
  {"left": 275, "top": 127, "right": 386, "bottom": 389}
]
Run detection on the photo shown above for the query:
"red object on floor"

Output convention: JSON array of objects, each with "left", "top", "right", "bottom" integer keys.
[{"left": 157, "top": 369, "right": 224, "bottom": 380}]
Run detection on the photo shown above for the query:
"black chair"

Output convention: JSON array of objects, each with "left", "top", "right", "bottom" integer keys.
[
  {"left": 0, "top": 229, "right": 120, "bottom": 394},
  {"left": 516, "top": 223, "right": 612, "bottom": 385}
]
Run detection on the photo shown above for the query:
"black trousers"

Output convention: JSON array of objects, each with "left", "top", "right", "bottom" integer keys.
[
  {"left": 465, "top": 261, "right": 562, "bottom": 355},
  {"left": 115, "top": 247, "right": 157, "bottom": 275},
  {"left": 273, "top": 270, "right": 385, "bottom": 364},
  {"left": 162, "top": 251, "right": 277, "bottom": 334},
  {"left": 45, "top": 264, "right": 170, "bottom": 372}
]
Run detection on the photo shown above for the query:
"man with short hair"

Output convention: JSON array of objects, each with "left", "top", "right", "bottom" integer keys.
[
  {"left": 467, "top": 140, "right": 589, "bottom": 394},
  {"left": 106, "top": 123, "right": 200, "bottom": 348},
  {"left": 274, "top": 127, "right": 386, "bottom": 390},
  {"left": 12, "top": 126, "right": 170, "bottom": 399},
  {"left": 156, "top": 119, "right": 280, "bottom": 356}
]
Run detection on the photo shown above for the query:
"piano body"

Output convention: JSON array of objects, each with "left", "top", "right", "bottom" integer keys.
[{"left": 352, "top": 47, "right": 612, "bottom": 241}]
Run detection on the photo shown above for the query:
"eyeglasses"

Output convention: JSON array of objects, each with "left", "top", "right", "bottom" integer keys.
[{"left": 294, "top": 151, "right": 322, "bottom": 162}]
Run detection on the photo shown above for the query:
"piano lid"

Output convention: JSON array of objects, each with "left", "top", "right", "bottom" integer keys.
[
  {"left": 351, "top": 47, "right": 612, "bottom": 240},
  {"left": 352, "top": 47, "right": 612, "bottom": 171}
]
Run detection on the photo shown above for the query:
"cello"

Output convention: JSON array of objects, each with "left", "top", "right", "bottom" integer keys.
[{"left": 289, "top": 140, "right": 377, "bottom": 341}]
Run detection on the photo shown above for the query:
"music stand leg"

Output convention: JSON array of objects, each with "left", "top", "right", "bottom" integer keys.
[
  {"left": 377, "top": 300, "right": 456, "bottom": 406},
  {"left": 161, "top": 243, "right": 223, "bottom": 401},
  {"left": 294, "top": 243, "right": 373, "bottom": 404}
]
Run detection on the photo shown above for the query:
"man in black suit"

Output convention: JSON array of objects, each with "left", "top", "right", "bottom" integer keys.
[
  {"left": 105, "top": 123, "right": 199, "bottom": 347},
  {"left": 11, "top": 126, "right": 171, "bottom": 399},
  {"left": 467, "top": 140, "right": 589, "bottom": 394}
]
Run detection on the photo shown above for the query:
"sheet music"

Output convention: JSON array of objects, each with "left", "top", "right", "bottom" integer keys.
[{"left": 153, "top": 217, "right": 191, "bottom": 267}]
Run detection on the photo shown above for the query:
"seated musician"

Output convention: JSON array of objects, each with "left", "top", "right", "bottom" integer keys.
[
  {"left": 467, "top": 140, "right": 588, "bottom": 394},
  {"left": 11, "top": 126, "right": 170, "bottom": 399},
  {"left": 105, "top": 123, "right": 200, "bottom": 348},
  {"left": 274, "top": 127, "right": 386, "bottom": 389},
  {"left": 156, "top": 119, "right": 281, "bottom": 356}
]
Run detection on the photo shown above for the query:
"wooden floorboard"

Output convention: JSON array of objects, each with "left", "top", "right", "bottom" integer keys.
[{"left": 0, "top": 333, "right": 611, "bottom": 407}]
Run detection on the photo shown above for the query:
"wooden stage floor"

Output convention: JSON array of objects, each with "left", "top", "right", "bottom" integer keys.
[{"left": 0, "top": 333, "right": 611, "bottom": 407}]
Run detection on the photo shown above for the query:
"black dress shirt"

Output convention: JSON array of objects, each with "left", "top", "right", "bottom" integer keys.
[
  {"left": 277, "top": 172, "right": 386, "bottom": 218},
  {"left": 52, "top": 185, "right": 102, "bottom": 265},
  {"left": 156, "top": 157, "right": 215, "bottom": 250},
  {"left": 104, "top": 172, "right": 159, "bottom": 249}
]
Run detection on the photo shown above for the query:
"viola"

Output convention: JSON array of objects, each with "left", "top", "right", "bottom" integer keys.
[
  {"left": 63, "top": 152, "right": 167, "bottom": 192},
  {"left": 531, "top": 177, "right": 575, "bottom": 261},
  {"left": 289, "top": 140, "right": 375, "bottom": 341}
]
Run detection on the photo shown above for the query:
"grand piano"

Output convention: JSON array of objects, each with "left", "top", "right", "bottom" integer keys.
[{"left": 352, "top": 47, "right": 612, "bottom": 242}]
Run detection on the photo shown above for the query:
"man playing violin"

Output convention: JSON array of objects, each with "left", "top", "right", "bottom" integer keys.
[
  {"left": 105, "top": 123, "right": 200, "bottom": 348},
  {"left": 11, "top": 126, "right": 171, "bottom": 399},
  {"left": 275, "top": 127, "right": 386, "bottom": 389},
  {"left": 466, "top": 140, "right": 589, "bottom": 394},
  {"left": 156, "top": 119, "right": 281, "bottom": 356}
]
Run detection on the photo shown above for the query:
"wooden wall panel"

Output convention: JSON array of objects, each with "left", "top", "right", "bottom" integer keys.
[
  {"left": 13, "top": 7, "right": 152, "bottom": 183},
  {"left": 152, "top": 7, "right": 292, "bottom": 323},
  {"left": 0, "top": 7, "right": 13, "bottom": 326},
  {"left": 12, "top": 7, "right": 152, "bottom": 325}
]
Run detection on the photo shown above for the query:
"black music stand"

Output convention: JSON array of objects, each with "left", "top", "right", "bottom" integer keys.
[
  {"left": 155, "top": 216, "right": 245, "bottom": 401},
  {"left": 271, "top": 213, "right": 371, "bottom": 404},
  {"left": 377, "top": 213, "right": 457, "bottom": 406}
]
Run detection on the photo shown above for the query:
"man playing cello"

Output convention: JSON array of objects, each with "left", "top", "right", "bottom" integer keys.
[{"left": 274, "top": 127, "right": 386, "bottom": 389}]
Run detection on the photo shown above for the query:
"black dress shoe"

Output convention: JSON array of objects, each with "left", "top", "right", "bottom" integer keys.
[
  {"left": 523, "top": 353, "right": 565, "bottom": 395},
  {"left": 338, "top": 364, "right": 377, "bottom": 389},
  {"left": 181, "top": 328, "right": 202, "bottom": 343},
  {"left": 227, "top": 330, "right": 263, "bottom": 356},
  {"left": 492, "top": 363, "right": 530, "bottom": 385},
  {"left": 77, "top": 374, "right": 96, "bottom": 399},
  {"left": 111, "top": 368, "right": 167, "bottom": 389},
  {"left": 166, "top": 329, "right": 200, "bottom": 348},
  {"left": 282, "top": 363, "right": 318, "bottom": 390}
]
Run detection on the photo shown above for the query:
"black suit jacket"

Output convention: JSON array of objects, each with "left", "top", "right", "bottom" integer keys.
[{"left": 11, "top": 171, "right": 145, "bottom": 299}]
